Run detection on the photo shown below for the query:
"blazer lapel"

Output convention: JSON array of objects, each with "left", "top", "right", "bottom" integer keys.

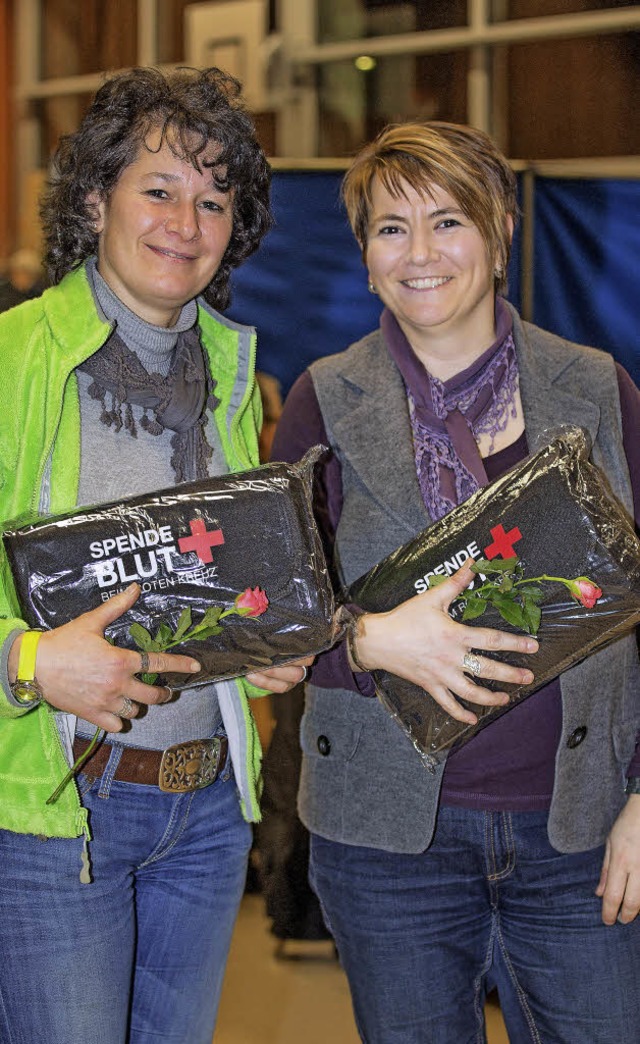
[
  {"left": 328, "top": 333, "right": 433, "bottom": 538},
  {"left": 511, "top": 307, "right": 601, "bottom": 452}
]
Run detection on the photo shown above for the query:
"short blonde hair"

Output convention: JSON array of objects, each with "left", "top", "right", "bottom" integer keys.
[{"left": 341, "top": 121, "right": 518, "bottom": 293}]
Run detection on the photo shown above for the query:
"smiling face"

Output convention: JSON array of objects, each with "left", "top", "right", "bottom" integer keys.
[
  {"left": 366, "top": 176, "right": 504, "bottom": 375},
  {"left": 92, "top": 128, "right": 234, "bottom": 327}
]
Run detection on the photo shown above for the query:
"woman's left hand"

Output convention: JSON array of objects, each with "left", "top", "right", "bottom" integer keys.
[
  {"left": 596, "top": 793, "right": 640, "bottom": 925},
  {"left": 246, "top": 655, "right": 314, "bottom": 693}
]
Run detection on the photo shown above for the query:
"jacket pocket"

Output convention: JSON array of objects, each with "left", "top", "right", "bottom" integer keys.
[{"left": 300, "top": 699, "right": 362, "bottom": 764}]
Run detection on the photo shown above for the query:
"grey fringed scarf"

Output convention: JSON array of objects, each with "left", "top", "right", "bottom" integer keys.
[{"left": 78, "top": 325, "right": 220, "bottom": 484}]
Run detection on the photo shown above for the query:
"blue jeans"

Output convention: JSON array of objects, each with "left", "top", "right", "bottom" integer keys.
[
  {"left": 310, "top": 807, "right": 640, "bottom": 1044},
  {"left": 0, "top": 767, "right": 251, "bottom": 1044}
]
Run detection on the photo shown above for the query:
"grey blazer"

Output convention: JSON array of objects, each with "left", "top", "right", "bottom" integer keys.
[{"left": 298, "top": 304, "right": 640, "bottom": 854}]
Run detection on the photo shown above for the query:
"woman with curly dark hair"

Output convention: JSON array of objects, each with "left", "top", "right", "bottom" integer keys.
[
  {"left": 0, "top": 66, "right": 310, "bottom": 1044},
  {"left": 42, "top": 65, "right": 272, "bottom": 309}
]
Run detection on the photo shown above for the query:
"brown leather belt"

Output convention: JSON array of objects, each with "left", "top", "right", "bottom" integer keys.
[{"left": 73, "top": 735, "right": 228, "bottom": 794}]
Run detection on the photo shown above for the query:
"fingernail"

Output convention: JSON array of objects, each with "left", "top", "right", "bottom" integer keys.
[
  {"left": 522, "top": 671, "right": 535, "bottom": 684},
  {"left": 526, "top": 639, "right": 539, "bottom": 651},
  {"left": 190, "top": 661, "right": 201, "bottom": 672}
]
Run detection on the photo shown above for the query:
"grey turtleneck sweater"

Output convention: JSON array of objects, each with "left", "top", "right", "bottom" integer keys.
[{"left": 73, "top": 260, "right": 225, "bottom": 747}]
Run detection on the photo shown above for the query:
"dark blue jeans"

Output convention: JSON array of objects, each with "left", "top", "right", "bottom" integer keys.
[
  {"left": 0, "top": 767, "right": 251, "bottom": 1044},
  {"left": 310, "top": 807, "right": 640, "bottom": 1044}
]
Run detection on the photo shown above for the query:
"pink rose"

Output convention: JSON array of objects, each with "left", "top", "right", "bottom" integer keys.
[
  {"left": 563, "top": 576, "right": 605, "bottom": 609},
  {"left": 570, "top": 577, "right": 603, "bottom": 609},
  {"left": 234, "top": 586, "right": 269, "bottom": 617}
]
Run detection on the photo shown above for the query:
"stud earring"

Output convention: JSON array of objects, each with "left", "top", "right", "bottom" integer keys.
[{"left": 368, "top": 279, "right": 377, "bottom": 294}]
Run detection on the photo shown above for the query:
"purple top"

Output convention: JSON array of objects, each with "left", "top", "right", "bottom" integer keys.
[{"left": 272, "top": 359, "right": 640, "bottom": 810}]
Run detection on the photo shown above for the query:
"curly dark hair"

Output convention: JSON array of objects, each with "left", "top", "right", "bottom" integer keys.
[{"left": 41, "top": 66, "right": 272, "bottom": 310}]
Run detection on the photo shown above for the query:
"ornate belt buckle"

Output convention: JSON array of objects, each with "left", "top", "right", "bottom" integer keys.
[{"left": 158, "top": 737, "right": 221, "bottom": 793}]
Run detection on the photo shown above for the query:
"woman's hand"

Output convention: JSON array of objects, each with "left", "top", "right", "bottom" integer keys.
[
  {"left": 596, "top": 794, "right": 640, "bottom": 925},
  {"left": 350, "top": 561, "right": 538, "bottom": 724},
  {"left": 246, "top": 655, "right": 315, "bottom": 694},
  {"left": 11, "top": 583, "right": 201, "bottom": 733}
]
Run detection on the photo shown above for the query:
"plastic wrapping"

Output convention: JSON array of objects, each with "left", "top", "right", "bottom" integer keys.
[
  {"left": 347, "top": 427, "right": 640, "bottom": 769},
  {"left": 3, "top": 447, "right": 337, "bottom": 689}
]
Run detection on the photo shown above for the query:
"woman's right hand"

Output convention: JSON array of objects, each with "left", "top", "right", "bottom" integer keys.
[
  {"left": 9, "top": 583, "right": 201, "bottom": 732},
  {"left": 350, "top": 562, "right": 538, "bottom": 724}
]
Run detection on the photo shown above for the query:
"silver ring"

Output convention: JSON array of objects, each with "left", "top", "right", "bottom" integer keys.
[
  {"left": 299, "top": 666, "right": 308, "bottom": 683},
  {"left": 139, "top": 651, "right": 150, "bottom": 675},
  {"left": 119, "top": 696, "right": 136, "bottom": 719},
  {"left": 462, "top": 652, "right": 482, "bottom": 677}
]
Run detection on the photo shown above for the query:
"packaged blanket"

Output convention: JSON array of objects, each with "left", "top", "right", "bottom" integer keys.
[
  {"left": 347, "top": 427, "right": 640, "bottom": 768},
  {"left": 3, "top": 448, "right": 337, "bottom": 689}
]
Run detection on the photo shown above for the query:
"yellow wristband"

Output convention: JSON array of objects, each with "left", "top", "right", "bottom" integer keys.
[
  {"left": 11, "top": 630, "right": 45, "bottom": 706},
  {"left": 17, "top": 630, "right": 43, "bottom": 681}
]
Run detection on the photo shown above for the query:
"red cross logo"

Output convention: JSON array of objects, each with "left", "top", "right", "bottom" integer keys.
[
  {"left": 484, "top": 523, "right": 522, "bottom": 560},
  {"left": 178, "top": 518, "right": 225, "bottom": 564}
]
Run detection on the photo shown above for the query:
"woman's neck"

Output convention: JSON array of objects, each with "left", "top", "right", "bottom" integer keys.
[
  {"left": 402, "top": 318, "right": 497, "bottom": 380},
  {"left": 86, "top": 257, "right": 197, "bottom": 375},
  {"left": 396, "top": 295, "right": 499, "bottom": 381}
]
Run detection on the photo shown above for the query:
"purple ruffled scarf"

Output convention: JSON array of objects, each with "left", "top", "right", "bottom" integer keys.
[{"left": 382, "top": 299, "right": 519, "bottom": 520}]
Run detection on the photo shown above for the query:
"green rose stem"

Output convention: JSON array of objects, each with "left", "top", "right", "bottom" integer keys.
[
  {"left": 46, "top": 727, "right": 103, "bottom": 805},
  {"left": 440, "top": 557, "right": 603, "bottom": 636},
  {"left": 46, "top": 590, "right": 269, "bottom": 805}
]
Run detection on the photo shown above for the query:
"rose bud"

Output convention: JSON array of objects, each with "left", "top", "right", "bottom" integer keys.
[
  {"left": 568, "top": 577, "right": 603, "bottom": 609},
  {"left": 234, "top": 586, "right": 269, "bottom": 617},
  {"left": 572, "top": 576, "right": 601, "bottom": 609}
]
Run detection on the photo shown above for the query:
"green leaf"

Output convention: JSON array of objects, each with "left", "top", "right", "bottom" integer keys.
[
  {"left": 461, "top": 597, "right": 487, "bottom": 620},
  {"left": 520, "top": 588, "right": 543, "bottom": 608},
  {"left": 172, "top": 608, "right": 193, "bottom": 642},
  {"left": 426, "top": 575, "right": 448, "bottom": 588},
  {"left": 129, "top": 623, "right": 154, "bottom": 650},
  {"left": 155, "top": 622, "right": 173, "bottom": 645},
  {"left": 186, "top": 608, "right": 224, "bottom": 639},
  {"left": 519, "top": 584, "right": 543, "bottom": 600},
  {"left": 521, "top": 599, "right": 542, "bottom": 635},
  {"left": 493, "top": 596, "right": 529, "bottom": 631},
  {"left": 472, "top": 557, "right": 518, "bottom": 575},
  {"left": 185, "top": 624, "right": 223, "bottom": 641}
]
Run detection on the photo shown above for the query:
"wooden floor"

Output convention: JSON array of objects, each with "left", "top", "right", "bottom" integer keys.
[{"left": 214, "top": 894, "right": 510, "bottom": 1043}]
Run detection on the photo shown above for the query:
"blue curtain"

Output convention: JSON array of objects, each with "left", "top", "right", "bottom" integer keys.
[
  {"left": 228, "top": 172, "right": 382, "bottom": 396},
  {"left": 534, "top": 178, "right": 640, "bottom": 385}
]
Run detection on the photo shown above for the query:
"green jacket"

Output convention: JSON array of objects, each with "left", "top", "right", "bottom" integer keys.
[{"left": 0, "top": 262, "right": 266, "bottom": 839}]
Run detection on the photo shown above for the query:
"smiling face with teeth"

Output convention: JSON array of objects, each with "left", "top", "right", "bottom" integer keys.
[
  {"left": 92, "top": 127, "right": 234, "bottom": 327},
  {"left": 366, "top": 176, "right": 505, "bottom": 377}
]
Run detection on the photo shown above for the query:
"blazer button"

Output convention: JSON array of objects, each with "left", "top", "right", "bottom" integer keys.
[
  {"left": 317, "top": 735, "right": 331, "bottom": 756},
  {"left": 567, "top": 726, "right": 588, "bottom": 749}
]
